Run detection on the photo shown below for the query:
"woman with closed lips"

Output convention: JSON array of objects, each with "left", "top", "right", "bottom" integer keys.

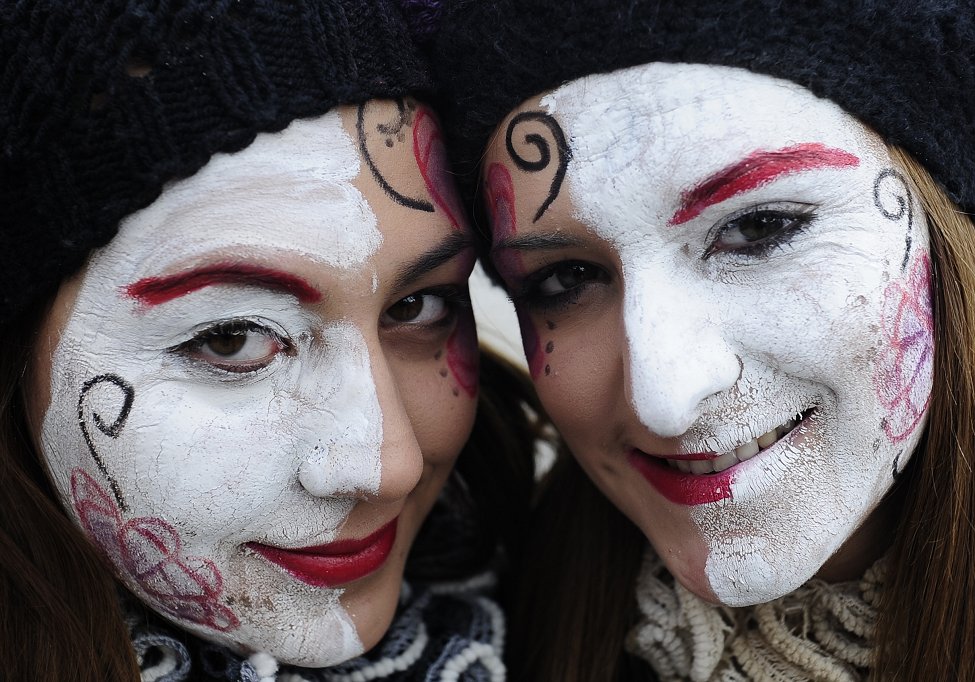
[
  {"left": 0, "top": 2, "right": 535, "bottom": 680},
  {"left": 435, "top": 1, "right": 974, "bottom": 680}
]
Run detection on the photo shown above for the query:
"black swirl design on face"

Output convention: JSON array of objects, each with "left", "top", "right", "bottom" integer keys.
[
  {"left": 357, "top": 98, "right": 434, "bottom": 213},
  {"left": 505, "top": 111, "right": 571, "bottom": 222},
  {"left": 873, "top": 168, "right": 915, "bottom": 271},
  {"left": 77, "top": 374, "right": 134, "bottom": 510}
]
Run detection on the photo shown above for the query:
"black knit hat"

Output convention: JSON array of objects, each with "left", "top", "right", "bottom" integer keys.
[
  {"left": 434, "top": 0, "right": 975, "bottom": 215},
  {"left": 0, "top": 0, "right": 431, "bottom": 323}
]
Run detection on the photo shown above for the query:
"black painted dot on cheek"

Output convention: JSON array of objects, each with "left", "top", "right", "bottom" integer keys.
[
  {"left": 545, "top": 341, "right": 554, "bottom": 353},
  {"left": 546, "top": 320, "right": 556, "bottom": 330},
  {"left": 544, "top": 365, "right": 551, "bottom": 376}
]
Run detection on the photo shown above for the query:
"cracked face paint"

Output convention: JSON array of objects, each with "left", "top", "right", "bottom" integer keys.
[
  {"left": 485, "top": 63, "right": 933, "bottom": 606},
  {"left": 31, "top": 103, "right": 477, "bottom": 665}
]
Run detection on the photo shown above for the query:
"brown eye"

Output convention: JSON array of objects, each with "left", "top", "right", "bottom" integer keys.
[
  {"left": 386, "top": 294, "right": 426, "bottom": 322},
  {"left": 179, "top": 320, "right": 288, "bottom": 373},
  {"left": 206, "top": 332, "right": 247, "bottom": 357},
  {"left": 381, "top": 291, "right": 454, "bottom": 327},
  {"left": 536, "top": 262, "right": 606, "bottom": 296},
  {"left": 706, "top": 203, "right": 816, "bottom": 258}
]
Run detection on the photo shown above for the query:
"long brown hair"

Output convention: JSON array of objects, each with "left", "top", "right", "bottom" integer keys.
[
  {"left": 0, "top": 295, "right": 542, "bottom": 680},
  {"left": 873, "top": 147, "right": 975, "bottom": 680},
  {"left": 0, "top": 308, "right": 140, "bottom": 681},
  {"left": 505, "top": 146, "right": 975, "bottom": 681}
]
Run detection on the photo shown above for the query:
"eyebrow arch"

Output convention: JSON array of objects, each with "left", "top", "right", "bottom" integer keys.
[
  {"left": 391, "top": 231, "right": 474, "bottom": 292},
  {"left": 669, "top": 142, "right": 860, "bottom": 226},
  {"left": 125, "top": 263, "right": 322, "bottom": 306},
  {"left": 492, "top": 232, "right": 585, "bottom": 254}
]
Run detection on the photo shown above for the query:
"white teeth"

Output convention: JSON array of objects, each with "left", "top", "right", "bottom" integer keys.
[
  {"left": 735, "top": 438, "right": 760, "bottom": 460},
  {"left": 662, "top": 410, "right": 809, "bottom": 476},
  {"left": 711, "top": 451, "right": 738, "bottom": 473},
  {"left": 757, "top": 429, "right": 777, "bottom": 449}
]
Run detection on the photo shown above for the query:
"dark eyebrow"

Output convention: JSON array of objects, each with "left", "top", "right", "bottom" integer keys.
[
  {"left": 392, "top": 231, "right": 474, "bottom": 291},
  {"left": 491, "top": 232, "right": 585, "bottom": 255},
  {"left": 669, "top": 142, "right": 860, "bottom": 226}
]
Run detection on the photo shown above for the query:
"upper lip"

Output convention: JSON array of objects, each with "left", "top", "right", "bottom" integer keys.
[
  {"left": 251, "top": 519, "right": 398, "bottom": 556},
  {"left": 244, "top": 517, "right": 399, "bottom": 588}
]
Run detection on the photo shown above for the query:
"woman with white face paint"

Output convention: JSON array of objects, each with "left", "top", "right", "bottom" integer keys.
[
  {"left": 434, "top": 1, "right": 975, "bottom": 680},
  {"left": 0, "top": 2, "right": 538, "bottom": 681}
]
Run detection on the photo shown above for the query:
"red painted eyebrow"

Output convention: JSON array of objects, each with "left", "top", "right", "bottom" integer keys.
[
  {"left": 125, "top": 263, "right": 322, "bottom": 306},
  {"left": 668, "top": 142, "right": 860, "bottom": 226}
]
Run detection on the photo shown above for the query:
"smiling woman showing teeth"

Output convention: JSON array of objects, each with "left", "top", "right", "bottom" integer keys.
[{"left": 435, "top": 0, "right": 974, "bottom": 680}]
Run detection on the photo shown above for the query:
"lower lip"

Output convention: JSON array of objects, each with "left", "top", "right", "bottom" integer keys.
[
  {"left": 247, "top": 518, "right": 398, "bottom": 588},
  {"left": 628, "top": 451, "right": 734, "bottom": 506}
]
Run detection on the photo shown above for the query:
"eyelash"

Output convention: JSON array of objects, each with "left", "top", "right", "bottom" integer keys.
[
  {"left": 172, "top": 319, "right": 291, "bottom": 375},
  {"left": 510, "top": 260, "right": 610, "bottom": 314},
  {"left": 704, "top": 203, "right": 817, "bottom": 259},
  {"left": 381, "top": 285, "right": 471, "bottom": 331}
]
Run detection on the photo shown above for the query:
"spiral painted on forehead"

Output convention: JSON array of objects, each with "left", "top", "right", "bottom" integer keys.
[
  {"left": 357, "top": 98, "right": 435, "bottom": 213},
  {"left": 504, "top": 111, "right": 571, "bottom": 223}
]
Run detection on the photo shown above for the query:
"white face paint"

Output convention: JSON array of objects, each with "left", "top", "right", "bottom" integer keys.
[
  {"left": 486, "top": 63, "right": 933, "bottom": 605},
  {"left": 33, "top": 106, "right": 479, "bottom": 663}
]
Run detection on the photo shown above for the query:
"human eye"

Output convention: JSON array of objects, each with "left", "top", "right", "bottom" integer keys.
[
  {"left": 512, "top": 260, "right": 609, "bottom": 313},
  {"left": 381, "top": 285, "right": 470, "bottom": 330},
  {"left": 705, "top": 202, "right": 816, "bottom": 258},
  {"left": 173, "top": 319, "right": 291, "bottom": 374}
]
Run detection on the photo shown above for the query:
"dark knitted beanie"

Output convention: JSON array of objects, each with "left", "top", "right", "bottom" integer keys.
[
  {"left": 0, "top": 0, "right": 431, "bottom": 323},
  {"left": 434, "top": 0, "right": 975, "bottom": 215}
]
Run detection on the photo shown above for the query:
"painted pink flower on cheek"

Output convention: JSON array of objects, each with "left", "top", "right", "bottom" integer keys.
[
  {"left": 71, "top": 468, "right": 239, "bottom": 632},
  {"left": 875, "top": 253, "right": 934, "bottom": 443},
  {"left": 413, "top": 107, "right": 465, "bottom": 230}
]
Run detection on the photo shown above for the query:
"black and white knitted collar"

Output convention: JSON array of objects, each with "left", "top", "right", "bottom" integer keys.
[{"left": 129, "top": 575, "right": 505, "bottom": 682}]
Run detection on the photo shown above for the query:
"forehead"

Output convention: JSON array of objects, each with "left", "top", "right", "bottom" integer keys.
[
  {"left": 541, "top": 62, "right": 880, "bottom": 163},
  {"left": 96, "top": 109, "right": 383, "bottom": 283},
  {"left": 489, "top": 62, "right": 891, "bottom": 242}
]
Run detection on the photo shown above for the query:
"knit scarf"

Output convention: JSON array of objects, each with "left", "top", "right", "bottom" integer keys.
[
  {"left": 130, "top": 572, "right": 505, "bottom": 682},
  {"left": 627, "top": 548, "right": 884, "bottom": 682}
]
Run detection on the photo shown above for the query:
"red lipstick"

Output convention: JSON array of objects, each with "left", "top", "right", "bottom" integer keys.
[
  {"left": 628, "top": 451, "right": 733, "bottom": 506},
  {"left": 247, "top": 518, "right": 397, "bottom": 588}
]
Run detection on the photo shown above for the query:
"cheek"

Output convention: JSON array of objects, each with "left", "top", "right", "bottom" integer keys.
[
  {"left": 531, "top": 318, "right": 622, "bottom": 446},
  {"left": 401, "top": 356, "right": 477, "bottom": 469},
  {"left": 872, "top": 251, "right": 934, "bottom": 447},
  {"left": 70, "top": 467, "right": 241, "bottom": 632}
]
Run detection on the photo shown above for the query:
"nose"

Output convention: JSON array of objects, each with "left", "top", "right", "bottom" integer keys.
[
  {"left": 621, "top": 270, "right": 740, "bottom": 438},
  {"left": 297, "top": 323, "right": 423, "bottom": 503}
]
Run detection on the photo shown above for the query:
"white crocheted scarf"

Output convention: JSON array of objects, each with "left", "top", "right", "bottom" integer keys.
[{"left": 627, "top": 548, "right": 884, "bottom": 682}]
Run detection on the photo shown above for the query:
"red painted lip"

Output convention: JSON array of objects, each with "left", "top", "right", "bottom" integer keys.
[
  {"left": 628, "top": 450, "right": 734, "bottom": 506},
  {"left": 247, "top": 518, "right": 397, "bottom": 588}
]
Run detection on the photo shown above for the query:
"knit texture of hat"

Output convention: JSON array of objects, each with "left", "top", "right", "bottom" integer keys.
[
  {"left": 0, "top": 0, "right": 431, "bottom": 323},
  {"left": 434, "top": 0, "right": 975, "bottom": 215}
]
